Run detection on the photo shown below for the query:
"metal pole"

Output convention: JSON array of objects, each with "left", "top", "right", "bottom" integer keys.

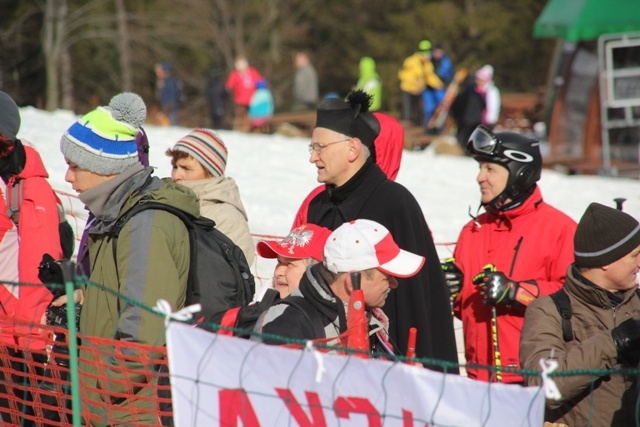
[{"left": 61, "top": 261, "right": 81, "bottom": 426}]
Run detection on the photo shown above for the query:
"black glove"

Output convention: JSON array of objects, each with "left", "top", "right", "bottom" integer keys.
[
  {"left": 38, "top": 253, "right": 64, "bottom": 294},
  {"left": 441, "top": 257, "right": 463, "bottom": 299},
  {"left": 472, "top": 265, "right": 539, "bottom": 307},
  {"left": 611, "top": 318, "right": 640, "bottom": 366}
]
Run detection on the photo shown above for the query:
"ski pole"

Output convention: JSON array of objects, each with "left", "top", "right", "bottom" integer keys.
[
  {"left": 482, "top": 264, "right": 502, "bottom": 382},
  {"left": 614, "top": 197, "right": 626, "bottom": 211},
  {"left": 491, "top": 306, "right": 502, "bottom": 382}
]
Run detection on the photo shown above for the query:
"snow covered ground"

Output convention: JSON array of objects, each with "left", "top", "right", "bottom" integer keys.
[{"left": 17, "top": 105, "right": 640, "bottom": 366}]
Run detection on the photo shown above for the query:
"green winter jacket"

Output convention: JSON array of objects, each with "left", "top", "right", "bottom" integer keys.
[
  {"left": 356, "top": 56, "right": 382, "bottom": 111},
  {"left": 79, "top": 167, "right": 199, "bottom": 425}
]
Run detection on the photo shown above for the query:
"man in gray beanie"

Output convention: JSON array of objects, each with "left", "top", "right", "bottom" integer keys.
[
  {"left": 54, "top": 92, "right": 199, "bottom": 424},
  {"left": 520, "top": 202, "right": 640, "bottom": 426}
]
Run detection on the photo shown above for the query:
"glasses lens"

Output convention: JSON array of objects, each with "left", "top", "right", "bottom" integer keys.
[{"left": 469, "top": 127, "right": 497, "bottom": 154}]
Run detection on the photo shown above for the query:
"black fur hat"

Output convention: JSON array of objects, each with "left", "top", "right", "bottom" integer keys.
[{"left": 315, "top": 90, "right": 380, "bottom": 163}]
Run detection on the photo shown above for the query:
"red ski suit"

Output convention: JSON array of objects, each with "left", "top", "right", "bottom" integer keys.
[{"left": 453, "top": 186, "right": 576, "bottom": 383}]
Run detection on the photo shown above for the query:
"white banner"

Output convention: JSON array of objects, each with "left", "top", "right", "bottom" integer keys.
[{"left": 167, "top": 322, "right": 544, "bottom": 426}]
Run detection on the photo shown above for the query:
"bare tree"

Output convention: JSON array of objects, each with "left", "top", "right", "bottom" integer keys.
[
  {"left": 42, "top": 0, "right": 67, "bottom": 111},
  {"left": 115, "top": 0, "right": 132, "bottom": 91}
]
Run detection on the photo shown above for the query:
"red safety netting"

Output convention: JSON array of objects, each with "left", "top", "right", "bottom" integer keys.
[{"left": 0, "top": 315, "right": 171, "bottom": 426}]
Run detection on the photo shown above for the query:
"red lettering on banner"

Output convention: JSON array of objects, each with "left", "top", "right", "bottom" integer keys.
[
  {"left": 275, "top": 388, "right": 327, "bottom": 426},
  {"left": 334, "top": 396, "right": 381, "bottom": 427},
  {"left": 401, "top": 409, "right": 431, "bottom": 427},
  {"left": 219, "top": 389, "right": 260, "bottom": 427}
]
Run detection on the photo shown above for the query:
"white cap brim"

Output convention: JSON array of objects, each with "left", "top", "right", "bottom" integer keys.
[{"left": 378, "top": 249, "right": 425, "bottom": 278}]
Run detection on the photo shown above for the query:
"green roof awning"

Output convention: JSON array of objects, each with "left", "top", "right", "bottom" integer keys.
[{"left": 534, "top": 0, "right": 640, "bottom": 42}]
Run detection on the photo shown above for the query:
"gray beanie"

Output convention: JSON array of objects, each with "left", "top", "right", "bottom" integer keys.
[
  {"left": 0, "top": 91, "right": 21, "bottom": 143},
  {"left": 60, "top": 92, "right": 147, "bottom": 175},
  {"left": 574, "top": 202, "right": 640, "bottom": 268}
]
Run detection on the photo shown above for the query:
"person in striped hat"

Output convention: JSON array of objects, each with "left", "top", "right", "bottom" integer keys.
[{"left": 166, "top": 128, "right": 254, "bottom": 264}]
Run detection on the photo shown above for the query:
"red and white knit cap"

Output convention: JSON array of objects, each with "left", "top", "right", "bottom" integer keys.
[{"left": 172, "top": 128, "right": 228, "bottom": 177}]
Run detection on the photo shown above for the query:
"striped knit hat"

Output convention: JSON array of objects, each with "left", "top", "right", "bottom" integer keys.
[
  {"left": 172, "top": 129, "right": 228, "bottom": 177},
  {"left": 60, "top": 92, "right": 146, "bottom": 175}
]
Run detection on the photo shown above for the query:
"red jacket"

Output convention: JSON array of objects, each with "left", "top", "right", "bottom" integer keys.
[
  {"left": 453, "top": 186, "right": 576, "bottom": 383},
  {"left": 225, "top": 67, "right": 263, "bottom": 106},
  {"left": 0, "top": 143, "right": 62, "bottom": 349},
  {"left": 291, "top": 112, "right": 404, "bottom": 229}
]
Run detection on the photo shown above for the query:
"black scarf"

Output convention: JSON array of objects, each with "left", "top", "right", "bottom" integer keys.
[
  {"left": 0, "top": 139, "right": 26, "bottom": 184},
  {"left": 326, "top": 159, "right": 374, "bottom": 204}
]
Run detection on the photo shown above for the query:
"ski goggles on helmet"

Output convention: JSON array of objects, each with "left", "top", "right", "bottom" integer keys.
[{"left": 467, "top": 125, "right": 502, "bottom": 157}]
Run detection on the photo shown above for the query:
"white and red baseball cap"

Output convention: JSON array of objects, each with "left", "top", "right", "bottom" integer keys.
[
  {"left": 256, "top": 223, "right": 332, "bottom": 261},
  {"left": 324, "top": 219, "right": 425, "bottom": 278}
]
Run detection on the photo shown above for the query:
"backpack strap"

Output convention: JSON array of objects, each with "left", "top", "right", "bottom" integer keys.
[
  {"left": 214, "top": 234, "right": 252, "bottom": 307},
  {"left": 550, "top": 288, "right": 574, "bottom": 342},
  {"left": 276, "top": 296, "right": 327, "bottom": 340},
  {"left": 5, "top": 178, "right": 23, "bottom": 226},
  {"left": 111, "top": 200, "right": 198, "bottom": 306}
]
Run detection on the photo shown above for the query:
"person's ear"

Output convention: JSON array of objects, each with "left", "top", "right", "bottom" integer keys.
[
  {"left": 345, "top": 272, "right": 354, "bottom": 293},
  {"left": 347, "top": 138, "right": 361, "bottom": 162}
]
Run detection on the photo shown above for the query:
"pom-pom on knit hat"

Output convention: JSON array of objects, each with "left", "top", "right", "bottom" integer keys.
[
  {"left": 0, "top": 91, "right": 21, "bottom": 143},
  {"left": 574, "top": 202, "right": 640, "bottom": 268},
  {"left": 60, "top": 92, "right": 146, "bottom": 175},
  {"left": 172, "top": 128, "right": 228, "bottom": 178},
  {"left": 315, "top": 90, "right": 381, "bottom": 163}
]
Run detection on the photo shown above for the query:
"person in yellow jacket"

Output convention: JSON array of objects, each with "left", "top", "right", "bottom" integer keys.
[{"left": 398, "top": 40, "right": 443, "bottom": 127}]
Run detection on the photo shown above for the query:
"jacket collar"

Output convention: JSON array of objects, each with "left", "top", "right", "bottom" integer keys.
[
  {"left": 479, "top": 185, "right": 543, "bottom": 230},
  {"left": 309, "top": 161, "right": 386, "bottom": 229},
  {"left": 565, "top": 264, "right": 639, "bottom": 308},
  {"left": 327, "top": 159, "right": 375, "bottom": 204},
  {"left": 297, "top": 264, "right": 348, "bottom": 332},
  {"left": 82, "top": 165, "right": 156, "bottom": 233}
]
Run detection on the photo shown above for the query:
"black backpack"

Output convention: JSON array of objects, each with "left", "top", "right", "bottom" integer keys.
[{"left": 111, "top": 201, "right": 255, "bottom": 323}]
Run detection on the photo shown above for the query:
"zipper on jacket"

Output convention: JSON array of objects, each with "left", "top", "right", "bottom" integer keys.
[{"left": 508, "top": 236, "right": 524, "bottom": 277}]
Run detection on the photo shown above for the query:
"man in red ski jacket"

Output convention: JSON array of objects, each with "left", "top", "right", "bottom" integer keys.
[{"left": 444, "top": 125, "right": 576, "bottom": 383}]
